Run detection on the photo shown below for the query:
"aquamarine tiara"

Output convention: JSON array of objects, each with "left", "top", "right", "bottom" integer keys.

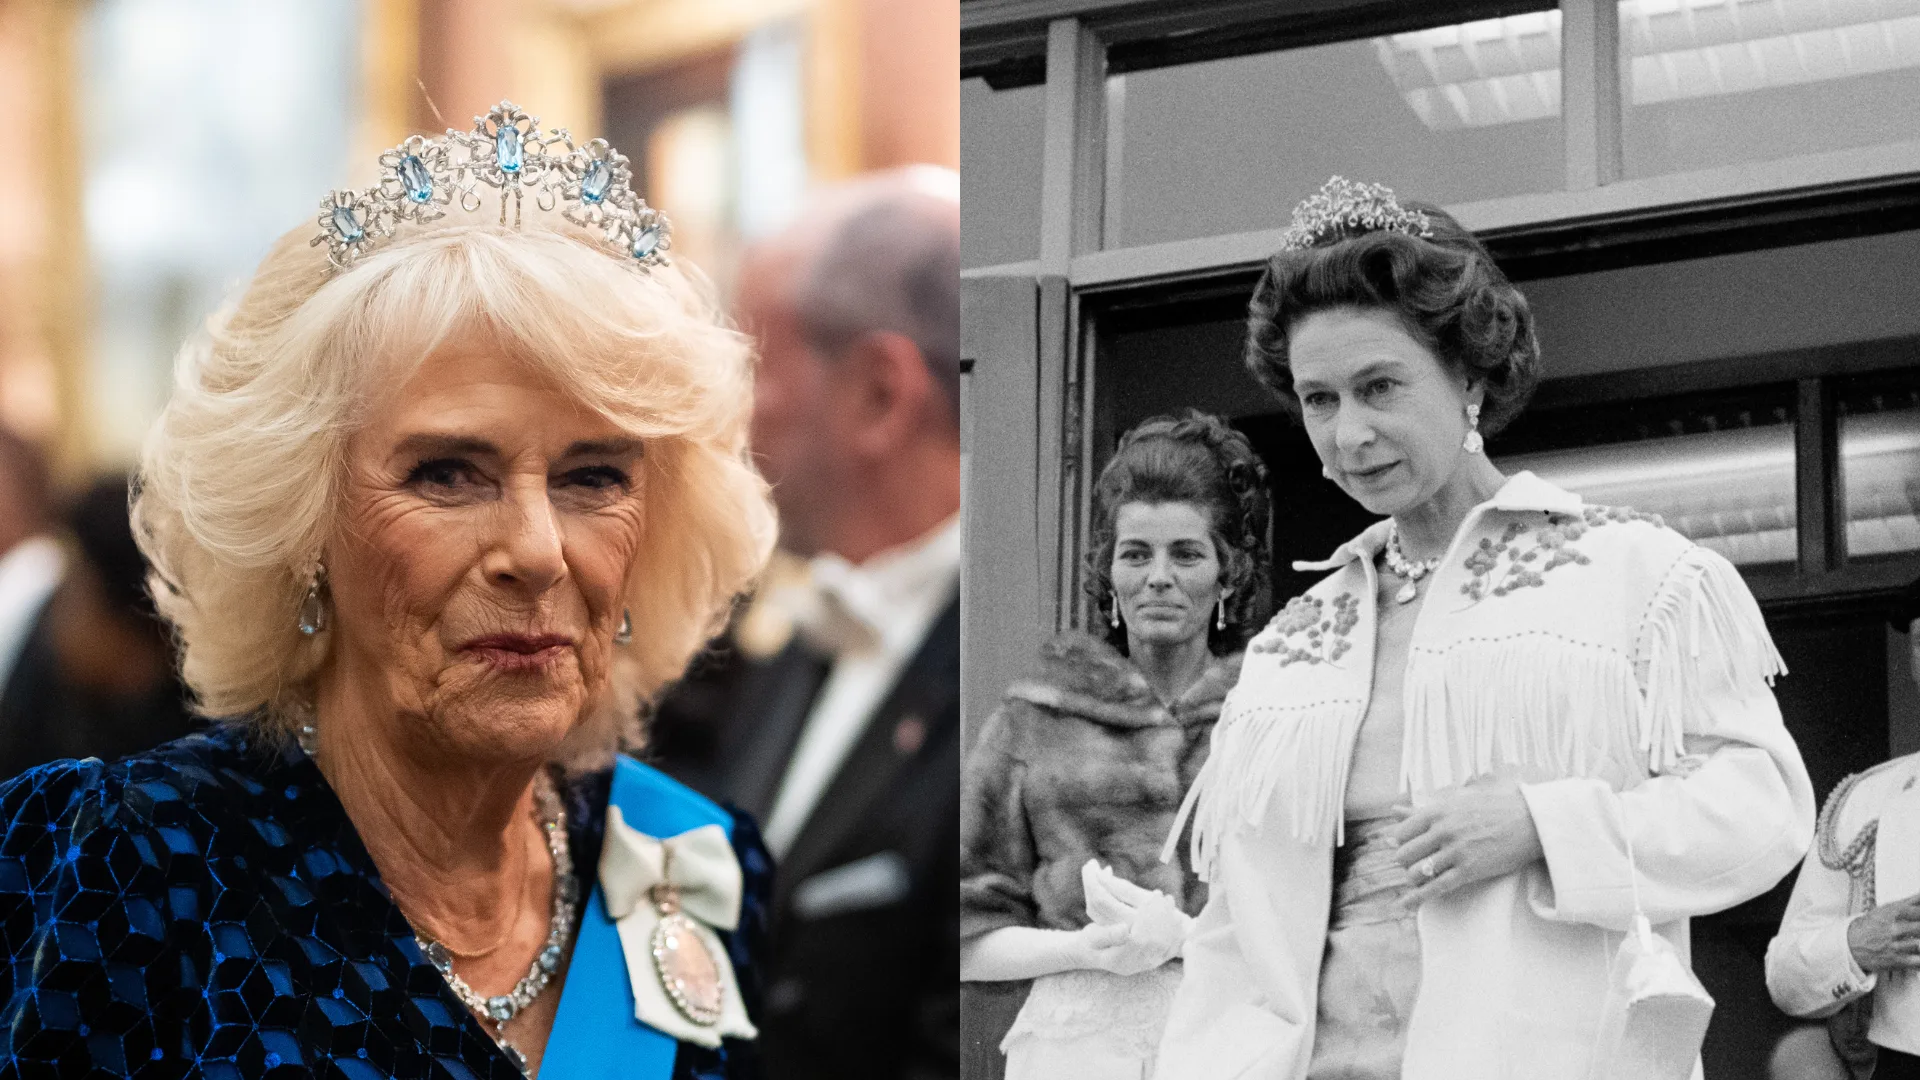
[
  {"left": 1276, "top": 176, "right": 1433, "bottom": 252},
  {"left": 312, "top": 101, "right": 671, "bottom": 274}
]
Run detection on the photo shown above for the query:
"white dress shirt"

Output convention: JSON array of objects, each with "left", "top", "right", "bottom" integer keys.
[
  {"left": 760, "top": 515, "right": 960, "bottom": 858},
  {"left": 0, "top": 536, "right": 64, "bottom": 697}
]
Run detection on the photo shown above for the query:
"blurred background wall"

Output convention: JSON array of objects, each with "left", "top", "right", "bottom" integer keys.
[{"left": 0, "top": 0, "right": 959, "bottom": 479}]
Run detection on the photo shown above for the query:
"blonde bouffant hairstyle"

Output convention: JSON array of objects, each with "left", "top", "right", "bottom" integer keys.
[{"left": 132, "top": 210, "right": 776, "bottom": 764}]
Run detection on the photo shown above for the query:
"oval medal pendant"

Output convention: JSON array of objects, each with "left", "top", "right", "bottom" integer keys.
[
  {"left": 1395, "top": 580, "right": 1419, "bottom": 604},
  {"left": 651, "top": 911, "right": 724, "bottom": 1025}
]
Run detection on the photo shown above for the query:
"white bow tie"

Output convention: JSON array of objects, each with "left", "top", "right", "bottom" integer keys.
[{"left": 777, "top": 558, "right": 887, "bottom": 656}]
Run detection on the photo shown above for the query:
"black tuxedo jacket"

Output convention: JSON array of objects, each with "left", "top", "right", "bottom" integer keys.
[{"left": 654, "top": 596, "right": 959, "bottom": 1080}]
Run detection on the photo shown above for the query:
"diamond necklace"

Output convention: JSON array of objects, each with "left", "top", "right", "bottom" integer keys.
[
  {"left": 296, "top": 725, "right": 580, "bottom": 1073},
  {"left": 1381, "top": 523, "right": 1442, "bottom": 605}
]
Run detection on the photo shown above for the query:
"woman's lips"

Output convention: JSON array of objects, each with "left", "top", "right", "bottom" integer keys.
[
  {"left": 460, "top": 633, "right": 574, "bottom": 672},
  {"left": 1345, "top": 461, "right": 1400, "bottom": 481}
]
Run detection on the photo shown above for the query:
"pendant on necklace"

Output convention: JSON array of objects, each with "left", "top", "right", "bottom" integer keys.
[
  {"left": 648, "top": 883, "right": 724, "bottom": 1025},
  {"left": 1395, "top": 580, "right": 1420, "bottom": 605}
]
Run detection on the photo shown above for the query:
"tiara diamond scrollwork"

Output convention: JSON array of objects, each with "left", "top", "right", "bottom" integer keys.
[
  {"left": 310, "top": 100, "right": 673, "bottom": 275},
  {"left": 1275, "top": 176, "right": 1434, "bottom": 252}
]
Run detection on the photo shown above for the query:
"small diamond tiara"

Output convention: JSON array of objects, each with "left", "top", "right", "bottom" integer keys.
[
  {"left": 1275, "top": 176, "right": 1433, "bottom": 252},
  {"left": 312, "top": 100, "right": 671, "bottom": 274}
]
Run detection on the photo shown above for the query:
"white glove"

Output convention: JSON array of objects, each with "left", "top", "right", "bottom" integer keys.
[{"left": 1078, "top": 859, "right": 1192, "bottom": 975}]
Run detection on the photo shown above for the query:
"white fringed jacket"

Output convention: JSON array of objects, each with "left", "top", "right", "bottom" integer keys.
[{"left": 1154, "top": 472, "right": 1815, "bottom": 1080}]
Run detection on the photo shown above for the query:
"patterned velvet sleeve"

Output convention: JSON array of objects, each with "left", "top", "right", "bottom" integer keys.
[
  {"left": 0, "top": 757, "right": 125, "bottom": 1066},
  {"left": 960, "top": 704, "right": 1038, "bottom": 941},
  {"left": 673, "top": 806, "right": 772, "bottom": 1080}
]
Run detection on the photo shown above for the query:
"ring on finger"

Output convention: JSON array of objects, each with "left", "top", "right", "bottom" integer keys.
[{"left": 1416, "top": 856, "right": 1442, "bottom": 880}]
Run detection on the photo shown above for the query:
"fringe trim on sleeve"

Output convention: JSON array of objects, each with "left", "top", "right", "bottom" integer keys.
[
  {"left": 1638, "top": 544, "right": 1787, "bottom": 774},
  {"left": 1399, "top": 634, "right": 1646, "bottom": 795},
  {"left": 1163, "top": 694, "right": 1366, "bottom": 879}
]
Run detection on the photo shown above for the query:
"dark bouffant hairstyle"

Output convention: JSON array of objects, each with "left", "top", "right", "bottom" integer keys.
[
  {"left": 1084, "top": 412, "right": 1272, "bottom": 654},
  {"left": 1245, "top": 201, "right": 1540, "bottom": 437}
]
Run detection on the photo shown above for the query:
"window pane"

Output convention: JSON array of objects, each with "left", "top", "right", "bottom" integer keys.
[
  {"left": 961, "top": 78, "right": 1046, "bottom": 267},
  {"left": 1114, "top": 10, "right": 1565, "bottom": 248},
  {"left": 1620, "top": 0, "right": 1920, "bottom": 180},
  {"left": 1496, "top": 388, "right": 1798, "bottom": 568},
  {"left": 1840, "top": 374, "right": 1920, "bottom": 559}
]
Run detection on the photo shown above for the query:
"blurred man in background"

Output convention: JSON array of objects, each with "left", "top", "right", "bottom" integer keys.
[
  {"left": 651, "top": 168, "right": 960, "bottom": 1080},
  {"left": 0, "top": 428, "right": 63, "bottom": 774},
  {"left": 0, "top": 469, "right": 195, "bottom": 778}
]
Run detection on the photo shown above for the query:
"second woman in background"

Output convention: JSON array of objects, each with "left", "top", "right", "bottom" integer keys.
[{"left": 960, "top": 413, "right": 1272, "bottom": 1080}]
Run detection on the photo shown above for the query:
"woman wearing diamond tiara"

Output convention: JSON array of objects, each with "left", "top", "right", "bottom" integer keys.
[
  {"left": 962, "top": 412, "right": 1271, "bottom": 1080},
  {"left": 0, "top": 103, "right": 772, "bottom": 1077},
  {"left": 1153, "top": 178, "right": 1814, "bottom": 1079}
]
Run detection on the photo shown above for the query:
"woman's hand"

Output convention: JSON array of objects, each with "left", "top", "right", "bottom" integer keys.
[
  {"left": 1846, "top": 895, "right": 1920, "bottom": 973},
  {"left": 1077, "top": 918, "right": 1182, "bottom": 977},
  {"left": 1391, "top": 777, "right": 1545, "bottom": 909}
]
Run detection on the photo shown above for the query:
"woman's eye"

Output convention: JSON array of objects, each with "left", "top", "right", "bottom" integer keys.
[
  {"left": 407, "top": 458, "right": 477, "bottom": 488},
  {"left": 1300, "top": 391, "right": 1335, "bottom": 412},
  {"left": 562, "top": 465, "right": 630, "bottom": 491},
  {"left": 1363, "top": 378, "right": 1397, "bottom": 398}
]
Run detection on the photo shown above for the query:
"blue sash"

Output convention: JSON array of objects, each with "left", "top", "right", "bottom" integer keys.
[{"left": 540, "top": 757, "right": 736, "bottom": 1078}]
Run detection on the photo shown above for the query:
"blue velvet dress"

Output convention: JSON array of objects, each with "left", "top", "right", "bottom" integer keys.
[{"left": 0, "top": 727, "right": 771, "bottom": 1079}]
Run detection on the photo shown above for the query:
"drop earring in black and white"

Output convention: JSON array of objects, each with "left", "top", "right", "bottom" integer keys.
[{"left": 1463, "top": 402, "right": 1485, "bottom": 454}]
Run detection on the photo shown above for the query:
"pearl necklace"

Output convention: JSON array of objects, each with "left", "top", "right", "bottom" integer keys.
[
  {"left": 296, "top": 724, "right": 579, "bottom": 1074},
  {"left": 1381, "top": 523, "right": 1442, "bottom": 604}
]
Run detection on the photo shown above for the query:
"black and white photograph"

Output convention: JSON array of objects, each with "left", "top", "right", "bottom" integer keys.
[{"left": 961, "top": 2, "right": 1920, "bottom": 1078}]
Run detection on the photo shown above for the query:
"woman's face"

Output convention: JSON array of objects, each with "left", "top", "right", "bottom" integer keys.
[
  {"left": 1288, "top": 306, "right": 1480, "bottom": 517},
  {"left": 1111, "top": 501, "right": 1223, "bottom": 649},
  {"left": 325, "top": 329, "right": 645, "bottom": 762}
]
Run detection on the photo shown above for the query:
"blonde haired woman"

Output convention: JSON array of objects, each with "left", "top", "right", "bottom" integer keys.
[{"left": 0, "top": 104, "right": 774, "bottom": 1077}]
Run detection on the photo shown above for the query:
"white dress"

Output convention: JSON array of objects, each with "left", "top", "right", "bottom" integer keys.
[{"left": 1003, "top": 962, "right": 1184, "bottom": 1080}]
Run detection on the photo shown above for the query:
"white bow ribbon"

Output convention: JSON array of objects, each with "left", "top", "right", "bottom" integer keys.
[{"left": 600, "top": 809, "right": 758, "bottom": 1046}]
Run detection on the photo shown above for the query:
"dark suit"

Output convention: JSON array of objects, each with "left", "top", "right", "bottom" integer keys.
[
  {"left": 0, "top": 603, "right": 196, "bottom": 782},
  {"left": 652, "top": 596, "right": 960, "bottom": 1080}
]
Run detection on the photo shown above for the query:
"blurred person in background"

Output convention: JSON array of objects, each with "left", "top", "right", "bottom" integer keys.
[
  {"left": 652, "top": 167, "right": 961, "bottom": 1080},
  {"left": 0, "top": 473, "right": 195, "bottom": 778},
  {"left": 0, "top": 428, "right": 64, "bottom": 773}
]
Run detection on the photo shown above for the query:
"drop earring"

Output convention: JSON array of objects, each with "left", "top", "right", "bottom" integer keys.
[
  {"left": 1109, "top": 592, "right": 1122, "bottom": 630},
  {"left": 1463, "top": 402, "right": 1484, "bottom": 454},
  {"left": 1215, "top": 590, "right": 1231, "bottom": 631},
  {"left": 614, "top": 608, "right": 633, "bottom": 645},
  {"left": 297, "top": 566, "right": 328, "bottom": 636}
]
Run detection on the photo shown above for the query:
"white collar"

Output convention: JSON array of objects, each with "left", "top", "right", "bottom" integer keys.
[
  {"left": 0, "top": 536, "right": 65, "bottom": 691},
  {"left": 1293, "top": 471, "right": 1583, "bottom": 572}
]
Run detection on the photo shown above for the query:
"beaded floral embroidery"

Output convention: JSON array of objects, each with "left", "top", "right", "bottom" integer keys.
[
  {"left": 1251, "top": 592, "right": 1360, "bottom": 665},
  {"left": 1460, "top": 505, "right": 1666, "bottom": 604}
]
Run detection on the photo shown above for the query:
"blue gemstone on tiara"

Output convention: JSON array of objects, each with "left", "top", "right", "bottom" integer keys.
[
  {"left": 631, "top": 225, "right": 662, "bottom": 260},
  {"left": 398, "top": 155, "right": 433, "bottom": 203},
  {"left": 582, "top": 161, "right": 611, "bottom": 204},
  {"left": 497, "top": 126, "right": 523, "bottom": 173},
  {"left": 330, "top": 206, "right": 365, "bottom": 243}
]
